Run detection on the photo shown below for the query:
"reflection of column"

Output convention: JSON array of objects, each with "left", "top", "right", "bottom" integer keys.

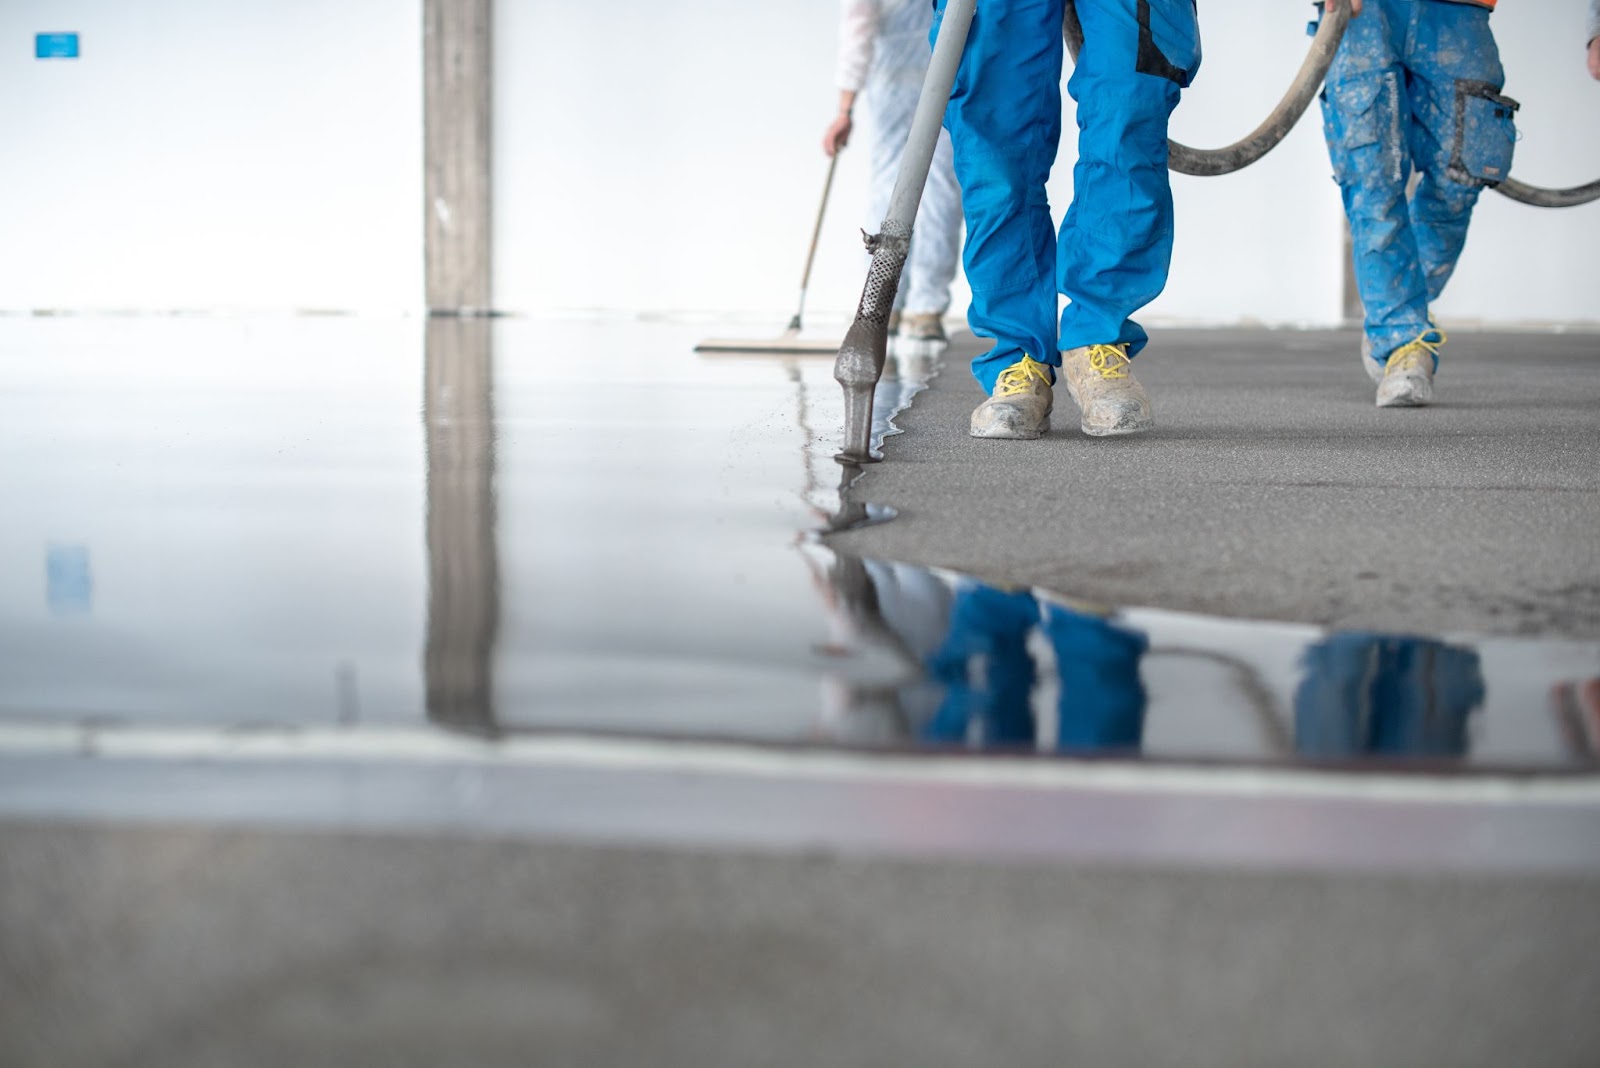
[{"left": 424, "top": 318, "right": 499, "bottom": 733}]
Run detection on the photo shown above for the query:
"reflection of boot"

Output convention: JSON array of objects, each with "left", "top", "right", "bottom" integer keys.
[
  {"left": 1042, "top": 603, "right": 1147, "bottom": 752},
  {"left": 1295, "top": 634, "right": 1485, "bottom": 759},
  {"left": 924, "top": 585, "right": 1039, "bottom": 748}
]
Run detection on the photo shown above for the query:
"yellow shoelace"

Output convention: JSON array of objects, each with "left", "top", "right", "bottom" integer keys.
[
  {"left": 1386, "top": 327, "right": 1447, "bottom": 374},
  {"left": 1086, "top": 344, "right": 1131, "bottom": 380},
  {"left": 995, "top": 355, "right": 1053, "bottom": 397}
]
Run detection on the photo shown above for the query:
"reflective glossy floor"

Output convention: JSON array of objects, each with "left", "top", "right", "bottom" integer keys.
[{"left": 2, "top": 316, "right": 1597, "bottom": 771}]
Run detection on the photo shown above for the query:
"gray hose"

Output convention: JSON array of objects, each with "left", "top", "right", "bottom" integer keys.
[
  {"left": 1062, "top": 0, "right": 1350, "bottom": 177},
  {"left": 1492, "top": 176, "right": 1600, "bottom": 209}
]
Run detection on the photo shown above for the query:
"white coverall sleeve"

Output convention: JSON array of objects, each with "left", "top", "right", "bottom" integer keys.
[
  {"left": 1589, "top": 0, "right": 1600, "bottom": 45},
  {"left": 836, "top": 0, "right": 880, "bottom": 93}
]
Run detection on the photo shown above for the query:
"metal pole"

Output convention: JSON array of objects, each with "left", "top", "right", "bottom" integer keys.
[{"left": 833, "top": 0, "right": 975, "bottom": 464}]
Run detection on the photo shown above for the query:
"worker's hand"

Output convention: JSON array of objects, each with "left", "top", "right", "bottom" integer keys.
[
  {"left": 1588, "top": 37, "right": 1600, "bottom": 80},
  {"left": 1327, "top": 0, "right": 1362, "bottom": 15},
  {"left": 823, "top": 112, "right": 853, "bottom": 157}
]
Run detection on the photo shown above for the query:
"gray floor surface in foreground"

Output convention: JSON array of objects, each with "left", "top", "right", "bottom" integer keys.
[
  {"left": 4, "top": 820, "right": 1599, "bottom": 1068},
  {"left": 829, "top": 329, "right": 1600, "bottom": 638}
]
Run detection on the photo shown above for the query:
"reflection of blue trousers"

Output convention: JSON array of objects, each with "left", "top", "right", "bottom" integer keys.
[
  {"left": 1294, "top": 633, "right": 1485, "bottom": 759},
  {"left": 935, "top": 0, "right": 1200, "bottom": 391},
  {"left": 1320, "top": 0, "right": 1509, "bottom": 366},
  {"left": 923, "top": 585, "right": 1146, "bottom": 751}
]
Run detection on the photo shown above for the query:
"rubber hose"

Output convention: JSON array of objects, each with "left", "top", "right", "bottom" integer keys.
[
  {"left": 1491, "top": 176, "right": 1600, "bottom": 209},
  {"left": 1062, "top": 0, "right": 1350, "bottom": 177}
]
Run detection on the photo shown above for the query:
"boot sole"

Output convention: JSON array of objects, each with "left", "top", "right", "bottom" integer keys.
[
  {"left": 970, "top": 416, "right": 1051, "bottom": 440},
  {"left": 1376, "top": 380, "right": 1433, "bottom": 408},
  {"left": 1376, "top": 394, "right": 1431, "bottom": 408},
  {"left": 1081, "top": 419, "right": 1153, "bottom": 437}
]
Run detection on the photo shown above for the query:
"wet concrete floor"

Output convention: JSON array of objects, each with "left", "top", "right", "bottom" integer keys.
[
  {"left": 3, "top": 313, "right": 1600, "bottom": 770},
  {"left": 0, "top": 317, "right": 1595, "bottom": 771}
]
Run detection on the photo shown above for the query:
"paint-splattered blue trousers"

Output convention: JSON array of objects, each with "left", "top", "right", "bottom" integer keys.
[
  {"left": 934, "top": 0, "right": 1201, "bottom": 391},
  {"left": 1320, "top": 0, "right": 1514, "bottom": 367}
]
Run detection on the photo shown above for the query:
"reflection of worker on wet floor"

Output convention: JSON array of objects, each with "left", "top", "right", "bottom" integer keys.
[
  {"left": 1319, "top": 0, "right": 1512, "bottom": 408},
  {"left": 1588, "top": 0, "right": 1600, "bottom": 80},
  {"left": 1294, "top": 634, "right": 1486, "bottom": 759},
  {"left": 823, "top": 0, "right": 963, "bottom": 352},
  {"left": 921, "top": 584, "right": 1148, "bottom": 751}
]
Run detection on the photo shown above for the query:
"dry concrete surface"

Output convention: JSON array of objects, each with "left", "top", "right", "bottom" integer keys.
[
  {"left": 3, "top": 820, "right": 1600, "bottom": 1068},
  {"left": 830, "top": 329, "right": 1600, "bottom": 638}
]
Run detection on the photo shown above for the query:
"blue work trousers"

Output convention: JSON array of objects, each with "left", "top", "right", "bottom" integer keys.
[
  {"left": 935, "top": 0, "right": 1200, "bottom": 391},
  {"left": 1320, "top": 0, "right": 1511, "bottom": 366}
]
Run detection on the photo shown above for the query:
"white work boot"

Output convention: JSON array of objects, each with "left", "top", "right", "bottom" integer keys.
[
  {"left": 894, "top": 312, "right": 949, "bottom": 360},
  {"left": 899, "top": 312, "right": 946, "bottom": 344},
  {"left": 1375, "top": 327, "right": 1445, "bottom": 408},
  {"left": 1060, "top": 343, "right": 1153, "bottom": 436},
  {"left": 970, "top": 355, "right": 1053, "bottom": 439}
]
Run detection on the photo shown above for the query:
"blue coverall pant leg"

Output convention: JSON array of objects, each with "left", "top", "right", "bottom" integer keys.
[
  {"left": 936, "top": 0, "right": 1199, "bottom": 392},
  {"left": 1320, "top": 0, "right": 1508, "bottom": 367}
]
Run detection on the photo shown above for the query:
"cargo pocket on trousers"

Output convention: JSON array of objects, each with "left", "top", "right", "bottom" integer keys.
[
  {"left": 1448, "top": 80, "right": 1519, "bottom": 187},
  {"left": 1320, "top": 73, "right": 1400, "bottom": 186}
]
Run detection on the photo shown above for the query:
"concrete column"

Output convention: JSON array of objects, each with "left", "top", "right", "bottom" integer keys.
[
  {"left": 424, "top": 318, "right": 499, "bottom": 734},
  {"left": 424, "top": 0, "right": 492, "bottom": 313}
]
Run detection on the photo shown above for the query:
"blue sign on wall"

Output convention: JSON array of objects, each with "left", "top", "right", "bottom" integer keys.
[{"left": 36, "top": 33, "right": 80, "bottom": 60}]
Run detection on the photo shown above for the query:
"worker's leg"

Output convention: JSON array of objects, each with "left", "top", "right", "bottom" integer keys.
[
  {"left": 1404, "top": 1, "right": 1510, "bottom": 304},
  {"left": 1321, "top": 0, "right": 1428, "bottom": 367},
  {"left": 1056, "top": 0, "right": 1200, "bottom": 355},
  {"left": 937, "top": 0, "right": 1065, "bottom": 392}
]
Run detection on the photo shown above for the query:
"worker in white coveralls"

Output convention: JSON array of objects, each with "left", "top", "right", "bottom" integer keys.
[{"left": 822, "top": 0, "right": 964, "bottom": 353}]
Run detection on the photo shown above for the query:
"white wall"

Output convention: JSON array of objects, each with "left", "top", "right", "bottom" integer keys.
[
  {"left": 0, "top": 0, "right": 423, "bottom": 313},
  {"left": 1, "top": 2, "right": 1593, "bottom": 323},
  {"left": 494, "top": 0, "right": 1600, "bottom": 328}
]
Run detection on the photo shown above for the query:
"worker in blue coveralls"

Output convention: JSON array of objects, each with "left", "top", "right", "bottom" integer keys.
[
  {"left": 1319, "top": 0, "right": 1516, "bottom": 407},
  {"left": 937, "top": 0, "right": 1201, "bottom": 441},
  {"left": 921, "top": 583, "right": 1147, "bottom": 753}
]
